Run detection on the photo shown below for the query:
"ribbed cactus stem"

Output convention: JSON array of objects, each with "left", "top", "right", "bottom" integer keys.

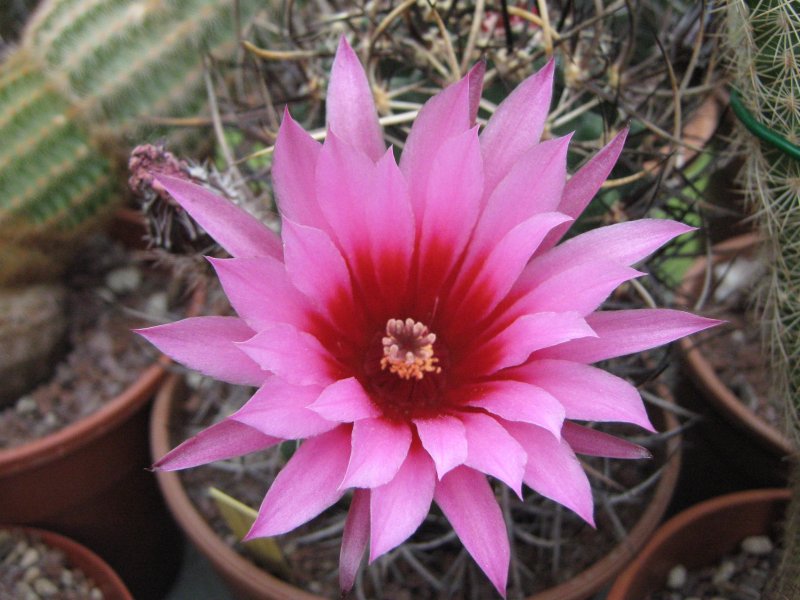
[
  {"left": 726, "top": 1, "right": 799, "bottom": 597},
  {"left": 0, "top": 0, "right": 263, "bottom": 285}
]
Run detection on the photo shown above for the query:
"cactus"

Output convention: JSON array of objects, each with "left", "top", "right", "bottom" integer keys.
[
  {"left": 725, "top": 1, "right": 800, "bottom": 597},
  {"left": 0, "top": 0, "right": 263, "bottom": 285}
]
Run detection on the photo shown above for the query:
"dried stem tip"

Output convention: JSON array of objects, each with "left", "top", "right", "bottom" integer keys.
[{"left": 380, "top": 318, "right": 441, "bottom": 381}]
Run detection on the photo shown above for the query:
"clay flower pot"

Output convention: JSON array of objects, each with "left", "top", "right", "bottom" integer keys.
[
  {"left": 151, "top": 373, "right": 682, "bottom": 600},
  {"left": 1, "top": 525, "right": 134, "bottom": 600},
  {"left": 607, "top": 488, "right": 790, "bottom": 599},
  {"left": 677, "top": 234, "right": 794, "bottom": 471}
]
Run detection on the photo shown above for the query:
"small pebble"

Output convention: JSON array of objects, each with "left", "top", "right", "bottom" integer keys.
[
  {"left": 33, "top": 577, "right": 59, "bottom": 596},
  {"left": 713, "top": 559, "right": 736, "bottom": 585},
  {"left": 741, "top": 535, "right": 773, "bottom": 556},
  {"left": 106, "top": 267, "right": 141, "bottom": 294},
  {"left": 23, "top": 566, "right": 41, "bottom": 582},
  {"left": 19, "top": 548, "right": 39, "bottom": 569},
  {"left": 667, "top": 564, "right": 687, "bottom": 589},
  {"left": 145, "top": 291, "right": 169, "bottom": 317},
  {"left": 15, "top": 396, "right": 37, "bottom": 415}
]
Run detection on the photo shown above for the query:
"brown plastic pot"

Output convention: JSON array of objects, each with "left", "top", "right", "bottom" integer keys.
[
  {"left": 2, "top": 525, "right": 134, "bottom": 600},
  {"left": 151, "top": 373, "right": 682, "bottom": 600},
  {"left": 677, "top": 234, "right": 795, "bottom": 460},
  {"left": 0, "top": 212, "right": 190, "bottom": 599},
  {"left": 607, "top": 488, "right": 790, "bottom": 599}
]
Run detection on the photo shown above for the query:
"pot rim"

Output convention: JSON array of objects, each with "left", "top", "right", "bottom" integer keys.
[
  {"left": 676, "top": 233, "right": 795, "bottom": 457},
  {"left": 0, "top": 524, "right": 134, "bottom": 599},
  {"left": 151, "top": 373, "right": 682, "bottom": 600}
]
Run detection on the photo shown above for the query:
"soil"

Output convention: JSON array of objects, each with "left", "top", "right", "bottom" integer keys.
[
  {"left": 645, "top": 532, "right": 779, "bottom": 600},
  {"left": 169, "top": 346, "right": 677, "bottom": 600},
  {"left": 0, "top": 235, "right": 189, "bottom": 450},
  {"left": 0, "top": 528, "right": 103, "bottom": 600}
]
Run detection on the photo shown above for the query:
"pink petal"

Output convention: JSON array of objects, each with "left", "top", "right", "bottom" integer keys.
[
  {"left": 327, "top": 37, "right": 385, "bottom": 161},
  {"left": 281, "top": 218, "right": 358, "bottom": 326},
  {"left": 413, "top": 415, "right": 468, "bottom": 479},
  {"left": 367, "top": 151, "right": 415, "bottom": 312},
  {"left": 562, "top": 422, "right": 652, "bottom": 459},
  {"left": 520, "top": 219, "right": 695, "bottom": 287},
  {"left": 459, "top": 311, "right": 596, "bottom": 376},
  {"left": 208, "top": 256, "right": 313, "bottom": 331},
  {"left": 470, "top": 135, "right": 571, "bottom": 255},
  {"left": 155, "top": 175, "right": 281, "bottom": 259},
  {"left": 369, "top": 443, "right": 436, "bottom": 560},
  {"left": 308, "top": 377, "right": 381, "bottom": 422},
  {"left": 272, "top": 110, "right": 327, "bottom": 231},
  {"left": 505, "top": 421, "right": 595, "bottom": 526},
  {"left": 460, "top": 412, "right": 527, "bottom": 497},
  {"left": 237, "top": 323, "right": 344, "bottom": 386},
  {"left": 450, "top": 212, "right": 571, "bottom": 325},
  {"left": 509, "top": 359, "right": 654, "bottom": 430},
  {"left": 136, "top": 317, "right": 266, "bottom": 386},
  {"left": 340, "top": 489, "right": 370, "bottom": 594},
  {"left": 247, "top": 427, "right": 351, "bottom": 538},
  {"left": 434, "top": 466, "right": 510, "bottom": 597},
  {"left": 510, "top": 261, "right": 644, "bottom": 317},
  {"left": 464, "top": 380, "right": 565, "bottom": 440},
  {"left": 400, "top": 64, "right": 484, "bottom": 223},
  {"left": 154, "top": 419, "right": 279, "bottom": 471},
  {"left": 537, "top": 309, "right": 721, "bottom": 363},
  {"left": 480, "top": 60, "right": 554, "bottom": 199},
  {"left": 231, "top": 379, "right": 336, "bottom": 439},
  {"left": 538, "top": 129, "right": 628, "bottom": 253},
  {"left": 416, "top": 127, "right": 483, "bottom": 301},
  {"left": 341, "top": 418, "right": 412, "bottom": 488}
]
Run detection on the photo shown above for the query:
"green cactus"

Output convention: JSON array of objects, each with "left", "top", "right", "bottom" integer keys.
[
  {"left": 0, "top": 0, "right": 263, "bottom": 285},
  {"left": 726, "top": 1, "right": 799, "bottom": 597}
]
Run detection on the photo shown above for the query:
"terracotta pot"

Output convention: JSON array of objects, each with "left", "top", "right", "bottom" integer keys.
[
  {"left": 151, "top": 373, "right": 682, "bottom": 600},
  {"left": 0, "top": 213, "right": 191, "bottom": 599},
  {"left": 677, "top": 234, "right": 794, "bottom": 462},
  {"left": 1, "top": 525, "right": 134, "bottom": 600},
  {"left": 607, "top": 488, "right": 790, "bottom": 599}
]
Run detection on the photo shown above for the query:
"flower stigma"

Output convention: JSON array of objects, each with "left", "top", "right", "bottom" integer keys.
[{"left": 380, "top": 318, "right": 442, "bottom": 381}]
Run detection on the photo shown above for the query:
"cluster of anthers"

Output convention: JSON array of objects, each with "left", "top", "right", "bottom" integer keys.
[{"left": 380, "top": 318, "right": 442, "bottom": 381}]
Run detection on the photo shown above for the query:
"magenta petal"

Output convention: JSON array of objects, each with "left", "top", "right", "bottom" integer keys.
[
  {"left": 505, "top": 421, "right": 595, "bottom": 526},
  {"left": 155, "top": 175, "right": 281, "bottom": 259},
  {"left": 471, "top": 135, "right": 571, "bottom": 254},
  {"left": 231, "top": 380, "right": 336, "bottom": 439},
  {"left": 237, "top": 323, "right": 343, "bottom": 386},
  {"left": 154, "top": 419, "right": 279, "bottom": 471},
  {"left": 339, "top": 488, "right": 370, "bottom": 594},
  {"left": 480, "top": 59, "right": 555, "bottom": 198},
  {"left": 414, "top": 415, "right": 468, "bottom": 479},
  {"left": 539, "top": 129, "right": 628, "bottom": 253},
  {"left": 462, "top": 311, "right": 596, "bottom": 376},
  {"left": 434, "top": 466, "right": 510, "bottom": 597},
  {"left": 281, "top": 218, "right": 356, "bottom": 321},
  {"left": 522, "top": 219, "right": 695, "bottom": 286},
  {"left": 208, "top": 256, "right": 313, "bottom": 331},
  {"left": 537, "top": 309, "right": 721, "bottom": 363},
  {"left": 341, "top": 418, "right": 412, "bottom": 488},
  {"left": 510, "top": 359, "right": 654, "bottom": 430},
  {"left": 308, "top": 377, "right": 380, "bottom": 422},
  {"left": 461, "top": 413, "right": 527, "bottom": 497},
  {"left": 369, "top": 443, "right": 436, "bottom": 560},
  {"left": 562, "top": 422, "right": 652, "bottom": 459},
  {"left": 327, "top": 37, "right": 385, "bottom": 161},
  {"left": 247, "top": 427, "right": 351, "bottom": 538},
  {"left": 400, "top": 70, "right": 483, "bottom": 222},
  {"left": 511, "top": 261, "right": 644, "bottom": 317},
  {"left": 136, "top": 317, "right": 266, "bottom": 386},
  {"left": 464, "top": 380, "right": 565, "bottom": 440},
  {"left": 273, "top": 110, "right": 326, "bottom": 231}
]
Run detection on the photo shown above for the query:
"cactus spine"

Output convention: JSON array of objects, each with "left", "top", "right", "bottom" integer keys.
[
  {"left": 726, "top": 1, "right": 799, "bottom": 597},
  {"left": 0, "top": 0, "right": 262, "bottom": 285}
]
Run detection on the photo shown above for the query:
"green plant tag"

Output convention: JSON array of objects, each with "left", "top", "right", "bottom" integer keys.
[{"left": 208, "top": 487, "right": 290, "bottom": 577}]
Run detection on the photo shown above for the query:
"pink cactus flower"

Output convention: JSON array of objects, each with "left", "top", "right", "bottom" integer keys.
[{"left": 139, "top": 38, "right": 717, "bottom": 597}]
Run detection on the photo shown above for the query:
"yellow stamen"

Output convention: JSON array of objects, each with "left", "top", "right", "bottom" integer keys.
[{"left": 380, "top": 318, "right": 442, "bottom": 381}]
